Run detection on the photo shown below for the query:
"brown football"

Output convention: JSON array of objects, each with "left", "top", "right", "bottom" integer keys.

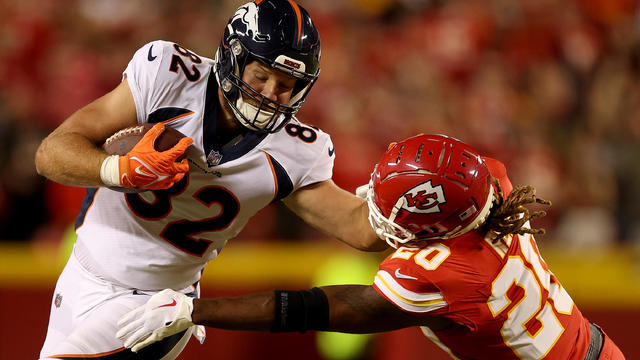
[
  {"left": 101, "top": 123, "right": 189, "bottom": 193},
  {"left": 102, "top": 123, "right": 187, "bottom": 158}
]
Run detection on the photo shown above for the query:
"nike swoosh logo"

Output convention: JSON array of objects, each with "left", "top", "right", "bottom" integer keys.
[
  {"left": 135, "top": 165, "right": 157, "bottom": 178},
  {"left": 395, "top": 268, "right": 418, "bottom": 280},
  {"left": 155, "top": 299, "right": 177, "bottom": 309},
  {"left": 328, "top": 146, "right": 335, "bottom": 156},
  {"left": 148, "top": 45, "right": 157, "bottom": 61}
]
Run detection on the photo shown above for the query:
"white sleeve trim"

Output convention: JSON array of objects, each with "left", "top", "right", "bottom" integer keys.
[{"left": 373, "top": 270, "right": 447, "bottom": 313}]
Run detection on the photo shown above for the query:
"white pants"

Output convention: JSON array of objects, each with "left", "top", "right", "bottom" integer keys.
[{"left": 39, "top": 250, "right": 199, "bottom": 359}]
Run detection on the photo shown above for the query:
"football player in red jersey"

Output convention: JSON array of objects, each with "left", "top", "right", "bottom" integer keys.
[{"left": 117, "top": 134, "right": 624, "bottom": 359}]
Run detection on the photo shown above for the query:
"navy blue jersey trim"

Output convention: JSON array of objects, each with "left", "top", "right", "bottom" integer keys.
[
  {"left": 202, "top": 70, "right": 220, "bottom": 161},
  {"left": 218, "top": 131, "right": 268, "bottom": 165},
  {"left": 147, "top": 107, "right": 192, "bottom": 123},
  {"left": 74, "top": 188, "right": 98, "bottom": 229},
  {"left": 50, "top": 330, "right": 187, "bottom": 359},
  {"left": 202, "top": 69, "right": 268, "bottom": 166},
  {"left": 267, "top": 154, "right": 294, "bottom": 202}
]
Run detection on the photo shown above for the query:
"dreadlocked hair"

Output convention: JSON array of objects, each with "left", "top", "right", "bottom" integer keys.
[{"left": 483, "top": 177, "right": 552, "bottom": 240}]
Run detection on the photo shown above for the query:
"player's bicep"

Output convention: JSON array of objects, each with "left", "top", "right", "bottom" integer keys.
[{"left": 55, "top": 79, "right": 138, "bottom": 144}]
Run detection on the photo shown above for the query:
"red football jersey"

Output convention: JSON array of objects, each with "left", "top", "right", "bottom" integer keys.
[{"left": 372, "top": 158, "right": 591, "bottom": 359}]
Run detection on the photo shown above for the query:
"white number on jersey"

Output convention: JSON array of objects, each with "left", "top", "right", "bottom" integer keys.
[{"left": 487, "top": 234, "right": 574, "bottom": 359}]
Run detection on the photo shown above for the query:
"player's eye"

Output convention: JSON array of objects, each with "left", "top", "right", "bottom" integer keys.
[
  {"left": 254, "top": 72, "right": 268, "bottom": 82},
  {"left": 278, "top": 81, "right": 294, "bottom": 91}
]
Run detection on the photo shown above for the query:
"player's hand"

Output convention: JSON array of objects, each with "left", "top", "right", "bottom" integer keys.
[
  {"left": 116, "top": 289, "right": 194, "bottom": 352},
  {"left": 118, "top": 123, "right": 193, "bottom": 190}
]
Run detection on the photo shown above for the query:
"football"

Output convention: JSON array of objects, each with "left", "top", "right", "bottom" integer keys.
[
  {"left": 102, "top": 123, "right": 188, "bottom": 158},
  {"left": 102, "top": 123, "right": 189, "bottom": 193}
]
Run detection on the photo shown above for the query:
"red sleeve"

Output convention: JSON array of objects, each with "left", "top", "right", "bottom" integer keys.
[{"left": 482, "top": 157, "right": 513, "bottom": 196}]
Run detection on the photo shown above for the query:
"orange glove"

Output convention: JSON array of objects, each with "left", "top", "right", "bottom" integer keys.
[{"left": 102, "top": 123, "right": 193, "bottom": 190}]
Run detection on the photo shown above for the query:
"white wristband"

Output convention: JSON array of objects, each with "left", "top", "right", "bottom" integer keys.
[{"left": 100, "top": 155, "right": 121, "bottom": 187}]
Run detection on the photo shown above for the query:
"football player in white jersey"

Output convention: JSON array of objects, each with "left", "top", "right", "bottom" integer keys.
[
  {"left": 34, "top": 1, "right": 384, "bottom": 358},
  {"left": 116, "top": 135, "right": 625, "bottom": 360}
]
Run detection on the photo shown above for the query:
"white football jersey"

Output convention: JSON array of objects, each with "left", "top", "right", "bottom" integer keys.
[{"left": 74, "top": 40, "right": 334, "bottom": 290}]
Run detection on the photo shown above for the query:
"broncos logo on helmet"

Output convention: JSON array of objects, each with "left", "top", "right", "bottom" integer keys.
[{"left": 230, "top": 3, "right": 270, "bottom": 43}]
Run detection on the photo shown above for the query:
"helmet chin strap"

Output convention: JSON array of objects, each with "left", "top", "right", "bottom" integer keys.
[{"left": 233, "top": 95, "right": 277, "bottom": 131}]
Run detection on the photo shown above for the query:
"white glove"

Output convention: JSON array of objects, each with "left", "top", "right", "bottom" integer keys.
[
  {"left": 355, "top": 183, "right": 369, "bottom": 199},
  {"left": 116, "top": 289, "right": 194, "bottom": 352}
]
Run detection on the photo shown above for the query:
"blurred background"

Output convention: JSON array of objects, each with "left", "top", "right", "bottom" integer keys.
[{"left": 1, "top": 0, "right": 640, "bottom": 358}]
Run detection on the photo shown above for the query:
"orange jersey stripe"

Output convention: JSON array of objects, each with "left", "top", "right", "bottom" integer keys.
[
  {"left": 287, "top": 0, "right": 303, "bottom": 45},
  {"left": 162, "top": 111, "right": 194, "bottom": 123},
  {"left": 50, "top": 347, "right": 126, "bottom": 358},
  {"left": 264, "top": 152, "right": 279, "bottom": 202}
]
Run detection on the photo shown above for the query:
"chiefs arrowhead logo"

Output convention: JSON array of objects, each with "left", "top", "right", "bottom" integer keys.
[{"left": 398, "top": 180, "right": 446, "bottom": 214}]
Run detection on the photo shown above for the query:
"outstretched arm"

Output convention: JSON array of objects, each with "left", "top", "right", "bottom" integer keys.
[
  {"left": 191, "top": 285, "right": 422, "bottom": 333},
  {"left": 117, "top": 285, "right": 449, "bottom": 352},
  {"left": 283, "top": 180, "right": 387, "bottom": 252}
]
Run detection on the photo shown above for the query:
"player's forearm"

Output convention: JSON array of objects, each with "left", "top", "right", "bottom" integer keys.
[
  {"left": 191, "top": 292, "right": 276, "bottom": 331},
  {"left": 329, "top": 199, "right": 386, "bottom": 252},
  {"left": 284, "top": 181, "right": 386, "bottom": 252},
  {"left": 190, "top": 286, "right": 409, "bottom": 334},
  {"left": 35, "top": 130, "right": 107, "bottom": 187},
  {"left": 351, "top": 201, "right": 388, "bottom": 251}
]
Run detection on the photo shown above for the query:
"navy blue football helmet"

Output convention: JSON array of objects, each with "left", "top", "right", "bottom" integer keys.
[{"left": 214, "top": 0, "right": 321, "bottom": 133}]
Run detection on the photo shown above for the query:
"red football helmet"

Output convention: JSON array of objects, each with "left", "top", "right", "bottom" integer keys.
[{"left": 367, "top": 134, "right": 495, "bottom": 248}]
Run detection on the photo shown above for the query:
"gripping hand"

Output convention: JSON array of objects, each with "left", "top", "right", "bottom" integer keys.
[
  {"left": 116, "top": 289, "right": 194, "bottom": 353},
  {"left": 102, "top": 123, "right": 193, "bottom": 190}
]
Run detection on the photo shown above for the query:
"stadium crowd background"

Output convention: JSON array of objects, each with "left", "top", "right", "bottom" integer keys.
[
  {"left": 0, "top": 0, "right": 639, "bottom": 358},
  {"left": 1, "top": 0, "right": 639, "bottom": 250}
]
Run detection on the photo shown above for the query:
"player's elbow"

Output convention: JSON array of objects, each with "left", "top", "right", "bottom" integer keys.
[{"left": 34, "top": 138, "right": 53, "bottom": 177}]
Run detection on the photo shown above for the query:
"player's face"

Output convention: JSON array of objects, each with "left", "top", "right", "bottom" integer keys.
[{"left": 241, "top": 61, "right": 296, "bottom": 107}]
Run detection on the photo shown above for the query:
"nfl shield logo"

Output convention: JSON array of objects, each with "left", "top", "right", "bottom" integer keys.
[
  {"left": 207, "top": 150, "right": 223, "bottom": 167},
  {"left": 54, "top": 293, "right": 63, "bottom": 308}
]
